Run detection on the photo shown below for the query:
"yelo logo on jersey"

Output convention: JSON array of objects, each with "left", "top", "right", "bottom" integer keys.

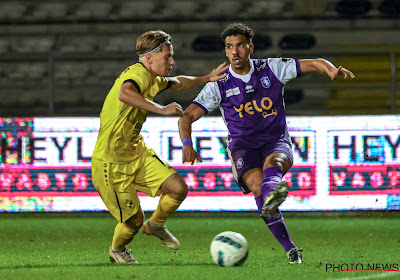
[{"left": 233, "top": 97, "right": 277, "bottom": 118}]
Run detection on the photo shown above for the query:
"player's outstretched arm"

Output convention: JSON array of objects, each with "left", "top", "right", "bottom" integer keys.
[
  {"left": 168, "top": 62, "right": 229, "bottom": 92},
  {"left": 299, "top": 58, "right": 355, "bottom": 80},
  {"left": 178, "top": 104, "right": 206, "bottom": 165},
  {"left": 119, "top": 82, "right": 183, "bottom": 116}
]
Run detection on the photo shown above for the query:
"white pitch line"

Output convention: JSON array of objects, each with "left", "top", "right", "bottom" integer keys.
[{"left": 329, "top": 271, "right": 399, "bottom": 280}]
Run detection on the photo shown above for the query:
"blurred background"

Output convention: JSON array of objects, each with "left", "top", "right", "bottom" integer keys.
[
  {"left": 0, "top": 0, "right": 399, "bottom": 117},
  {"left": 0, "top": 0, "right": 399, "bottom": 213}
]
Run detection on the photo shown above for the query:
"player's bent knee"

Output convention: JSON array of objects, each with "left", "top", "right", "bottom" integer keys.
[
  {"left": 161, "top": 173, "right": 188, "bottom": 201},
  {"left": 124, "top": 209, "right": 144, "bottom": 231},
  {"left": 265, "top": 153, "right": 292, "bottom": 172}
]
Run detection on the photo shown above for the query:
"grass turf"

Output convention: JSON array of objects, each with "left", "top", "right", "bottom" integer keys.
[{"left": 0, "top": 212, "right": 399, "bottom": 280}]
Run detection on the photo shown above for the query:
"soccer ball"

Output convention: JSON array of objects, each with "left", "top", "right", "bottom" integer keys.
[{"left": 210, "top": 231, "right": 249, "bottom": 267}]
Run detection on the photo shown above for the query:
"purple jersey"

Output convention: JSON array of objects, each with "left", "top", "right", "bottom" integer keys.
[{"left": 193, "top": 58, "right": 300, "bottom": 151}]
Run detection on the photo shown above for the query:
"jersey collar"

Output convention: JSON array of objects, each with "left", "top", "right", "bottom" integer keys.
[{"left": 228, "top": 59, "right": 254, "bottom": 83}]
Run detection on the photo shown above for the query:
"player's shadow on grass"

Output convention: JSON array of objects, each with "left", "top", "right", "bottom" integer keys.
[{"left": 0, "top": 262, "right": 214, "bottom": 270}]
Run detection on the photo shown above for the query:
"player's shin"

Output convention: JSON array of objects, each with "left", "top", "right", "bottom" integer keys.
[
  {"left": 261, "top": 167, "right": 283, "bottom": 198},
  {"left": 112, "top": 222, "right": 138, "bottom": 251},
  {"left": 150, "top": 194, "right": 183, "bottom": 225},
  {"left": 255, "top": 196, "right": 296, "bottom": 252}
]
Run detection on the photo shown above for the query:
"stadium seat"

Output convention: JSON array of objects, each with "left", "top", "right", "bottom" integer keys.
[
  {"left": 55, "top": 62, "right": 90, "bottom": 82},
  {"left": 11, "top": 37, "right": 55, "bottom": 53},
  {"left": 379, "top": 0, "right": 400, "bottom": 17},
  {"left": 279, "top": 34, "right": 316, "bottom": 49},
  {"left": 192, "top": 35, "right": 224, "bottom": 52},
  {"left": 57, "top": 36, "right": 98, "bottom": 53},
  {"left": 90, "top": 61, "right": 128, "bottom": 80},
  {"left": 0, "top": 2, "right": 26, "bottom": 22},
  {"left": 29, "top": 2, "right": 69, "bottom": 21},
  {"left": 335, "top": 0, "right": 372, "bottom": 18},
  {"left": 324, "top": 89, "right": 400, "bottom": 115},
  {"left": 19, "top": 89, "right": 49, "bottom": 107},
  {"left": 198, "top": 0, "right": 242, "bottom": 19},
  {"left": 0, "top": 38, "right": 9, "bottom": 54},
  {"left": 7, "top": 63, "right": 47, "bottom": 81},
  {"left": 73, "top": 2, "right": 113, "bottom": 20},
  {"left": 293, "top": 0, "right": 327, "bottom": 17},
  {"left": 117, "top": 1, "right": 156, "bottom": 20},
  {"left": 253, "top": 35, "right": 272, "bottom": 50},
  {"left": 284, "top": 89, "right": 304, "bottom": 104},
  {"left": 158, "top": 0, "right": 199, "bottom": 19},
  {"left": 245, "top": 0, "right": 287, "bottom": 17},
  {"left": 101, "top": 35, "right": 138, "bottom": 53}
]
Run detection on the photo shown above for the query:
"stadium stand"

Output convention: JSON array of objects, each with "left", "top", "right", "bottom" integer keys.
[
  {"left": 117, "top": 1, "right": 156, "bottom": 20},
  {"left": 0, "top": 2, "right": 26, "bottom": 22},
  {"left": 0, "top": 0, "right": 399, "bottom": 116},
  {"left": 10, "top": 36, "right": 55, "bottom": 53},
  {"left": 27, "top": 2, "right": 69, "bottom": 22},
  {"left": 379, "top": 0, "right": 400, "bottom": 17},
  {"left": 73, "top": 2, "right": 113, "bottom": 21},
  {"left": 279, "top": 34, "right": 316, "bottom": 50}
]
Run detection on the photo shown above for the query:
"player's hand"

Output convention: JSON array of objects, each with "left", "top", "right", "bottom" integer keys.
[
  {"left": 182, "top": 145, "right": 203, "bottom": 165},
  {"left": 329, "top": 66, "right": 355, "bottom": 80},
  {"left": 207, "top": 62, "right": 229, "bottom": 82},
  {"left": 162, "top": 102, "right": 183, "bottom": 117}
]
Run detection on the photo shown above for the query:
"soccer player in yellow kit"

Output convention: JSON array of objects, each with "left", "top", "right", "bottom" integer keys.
[{"left": 91, "top": 30, "right": 228, "bottom": 264}]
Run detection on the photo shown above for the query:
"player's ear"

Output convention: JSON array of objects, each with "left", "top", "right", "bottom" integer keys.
[
  {"left": 249, "top": 43, "right": 254, "bottom": 54},
  {"left": 146, "top": 53, "right": 153, "bottom": 64}
]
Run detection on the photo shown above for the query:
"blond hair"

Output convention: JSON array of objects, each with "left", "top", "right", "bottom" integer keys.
[{"left": 136, "top": 30, "right": 172, "bottom": 56}]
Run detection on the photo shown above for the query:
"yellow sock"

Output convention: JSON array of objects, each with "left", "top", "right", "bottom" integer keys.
[
  {"left": 111, "top": 223, "right": 137, "bottom": 251},
  {"left": 150, "top": 194, "right": 182, "bottom": 226}
]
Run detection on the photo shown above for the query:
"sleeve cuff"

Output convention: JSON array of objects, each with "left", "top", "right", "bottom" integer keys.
[
  {"left": 193, "top": 101, "right": 209, "bottom": 115},
  {"left": 123, "top": 79, "right": 141, "bottom": 93},
  {"left": 295, "top": 60, "right": 301, "bottom": 78}
]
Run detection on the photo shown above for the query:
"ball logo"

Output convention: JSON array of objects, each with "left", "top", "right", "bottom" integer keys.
[
  {"left": 236, "top": 158, "right": 244, "bottom": 169},
  {"left": 260, "top": 76, "right": 271, "bottom": 88}
]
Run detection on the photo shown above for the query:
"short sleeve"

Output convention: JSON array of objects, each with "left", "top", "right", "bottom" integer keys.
[
  {"left": 122, "top": 67, "right": 151, "bottom": 94},
  {"left": 267, "top": 58, "right": 300, "bottom": 84},
  {"left": 193, "top": 82, "right": 221, "bottom": 114},
  {"left": 155, "top": 76, "right": 173, "bottom": 93}
]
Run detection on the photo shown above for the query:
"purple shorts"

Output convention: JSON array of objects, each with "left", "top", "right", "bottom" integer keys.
[{"left": 227, "top": 133, "right": 293, "bottom": 194}]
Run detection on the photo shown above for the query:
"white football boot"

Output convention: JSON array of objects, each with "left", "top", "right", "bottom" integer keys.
[{"left": 142, "top": 220, "right": 181, "bottom": 250}]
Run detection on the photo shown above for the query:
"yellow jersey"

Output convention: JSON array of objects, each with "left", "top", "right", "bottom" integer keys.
[{"left": 92, "top": 62, "right": 171, "bottom": 163}]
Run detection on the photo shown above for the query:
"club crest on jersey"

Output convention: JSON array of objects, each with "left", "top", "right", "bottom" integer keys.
[
  {"left": 125, "top": 199, "right": 134, "bottom": 208},
  {"left": 236, "top": 158, "right": 244, "bottom": 169},
  {"left": 226, "top": 87, "right": 240, "bottom": 98},
  {"left": 260, "top": 77, "right": 271, "bottom": 88}
]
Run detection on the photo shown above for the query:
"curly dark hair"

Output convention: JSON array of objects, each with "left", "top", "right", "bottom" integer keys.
[{"left": 221, "top": 23, "right": 254, "bottom": 43}]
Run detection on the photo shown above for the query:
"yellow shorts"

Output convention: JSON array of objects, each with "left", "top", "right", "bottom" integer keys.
[{"left": 91, "top": 141, "right": 177, "bottom": 223}]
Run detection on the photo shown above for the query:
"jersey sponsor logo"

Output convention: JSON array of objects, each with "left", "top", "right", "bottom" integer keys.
[
  {"left": 256, "top": 62, "right": 267, "bottom": 71},
  {"left": 282, "top": 58, "right": 294, "bottom": 63},
  {"left": 220, "top": 73, "right": 230, "bottom": 82},
  {"left": 260, "top": 77, "right": 271, "bottom": 88},
  {"left": 245, "top": 85, "right": 254, "bottom": 93},
  {"left": 226, "top": 87, "right": 240, "bottom": 98},
  {"left": 233, "top": 97, "right": 278, "bottom": 118}
]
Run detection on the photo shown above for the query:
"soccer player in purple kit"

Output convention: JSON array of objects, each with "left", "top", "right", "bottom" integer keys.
[{"left": 178, "top": 23, "right": 355, "bottom": 264}]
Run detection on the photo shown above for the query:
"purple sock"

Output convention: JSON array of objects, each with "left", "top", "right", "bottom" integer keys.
[
  {"left": 255, "top": 195, "right": 296, "bottom": 252},
  {"left": 261, "top": 167, "right": 283, "bottom": 200}
]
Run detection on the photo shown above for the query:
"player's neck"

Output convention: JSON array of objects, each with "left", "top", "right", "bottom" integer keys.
[
  {"left": 231, "top": 62, "right": 251, "bottom": 76},
  {"left": 139, "top": 60, "right": 158, "bottom": 79}
]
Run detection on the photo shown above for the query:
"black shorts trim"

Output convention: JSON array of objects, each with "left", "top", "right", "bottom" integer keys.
[{"left": 114, "top": 190, "right": 123, "bottom": 223}]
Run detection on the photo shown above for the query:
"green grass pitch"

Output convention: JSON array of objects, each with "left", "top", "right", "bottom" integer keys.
[{"left": 1, "top": 212, "right": 399, "bottom": 280}]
